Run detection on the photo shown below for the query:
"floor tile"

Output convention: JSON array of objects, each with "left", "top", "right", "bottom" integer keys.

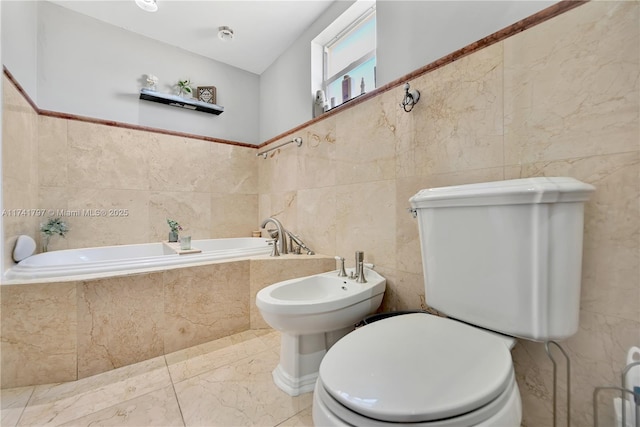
[
  {"left": 17, "top": 357, "right": 171, "bottom": 426},
  {"left": 58, "top": 386, "right": 184, "bottom": 427},
  {"left": 174, "top": 349, "right": 312, "bottom": 427},
  {"left": 166, "top": 330, "right": 270, "bottom": 383},
  {"left": 1, "top": 386, "right": 34, "bottom": 427},
  {"left": 1, "top": 329, "right": 311, "bottom": 427},
  {"left": 277, "top": 407, "right": 314, "bottom": 426}
]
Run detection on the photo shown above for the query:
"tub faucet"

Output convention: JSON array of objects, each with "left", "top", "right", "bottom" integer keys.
[
  {"left": 285, "top": 230, "right": 315, "bottom": 255},
  {"left": 260, "top": 217, "right": 288, "bottom": 255}
]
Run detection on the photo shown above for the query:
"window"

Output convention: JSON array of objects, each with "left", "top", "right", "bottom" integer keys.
[{"left": 313, "top": 2, "right": 376, "bottom": 110}]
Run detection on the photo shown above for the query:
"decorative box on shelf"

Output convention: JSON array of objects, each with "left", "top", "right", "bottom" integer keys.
[{"left": 139, "top": 89, "right": 224, "bottom": 115}]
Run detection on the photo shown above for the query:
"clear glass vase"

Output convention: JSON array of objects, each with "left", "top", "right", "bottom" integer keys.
[{"left": 42, "top": 234, "right": 51, "bottom": 252}]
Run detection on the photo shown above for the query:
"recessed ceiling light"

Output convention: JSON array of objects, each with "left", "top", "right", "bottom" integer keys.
[
  {"left": 135, "top": 0, "right": 158, "bottom": 12},
  {"left": 218, "top": 26, "right": 234, "bottom": 41}
]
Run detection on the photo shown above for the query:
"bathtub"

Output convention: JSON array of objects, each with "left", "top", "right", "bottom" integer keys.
[{"left": 5, "top": 237, "right": 271, "bottom": 280}]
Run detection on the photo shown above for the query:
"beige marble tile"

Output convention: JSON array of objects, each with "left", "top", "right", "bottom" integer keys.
[
  {"left": 163, "top": 261, "right": 250, "bottom": 354},
  {"left": 504, "top": 1, "right": 639, "bottom": 165},
  {"left": 3, "top": 99, "right": 38, "bottom": 183},
  {"left": 60, "top": 188, "right": 151, "bottom": 248},
  {"left": 165, "top": 329, "right": 269, "bottom": 383},
  {"left": 255, "top": 329, "right": 281, "bottom": 353},
  {"left": 334, "top": 93, "right": 398, "bottom": 186},
  {"left": 18, "top": 356, "right": 171, "bottom": 426},
  {"left": 379, "top": 268, "right": 426, "bottom": 313},
  {"left": 298, "top": 118, "right": 337, "bottom": 190},
  {"left": 259, "top": 191, "right": 299, "bottom": 236},
  {"left": 278, "top": 406, "right": 314, "bottom": 427},
  {"left": 1, "top": 386, "right": 34, "bottom": 427},
  {"left": 296, "top": 187, "right": 337, "bottom": 258},
  {"left": 259, "top": 137, "right": 300, "bottom": 193},
  {"left": 77, "top": 273, "right": 165, "bottom": 379},
  {"left": 148, "top": 133, "right": 213, "bottom": 193},
  {"left": 513, "top": 310, "right": 640, "bottom": 427},
  {"left": 249, "top": 256, "right": 336, "bottom": 329},
  {"left": 210, "top": 143, "right": 258, "bottom": 195},
  {"left": 66, "top": 121, "right": 151, "bottom": 191},
  {"left": 3, "top": 75, "right": 33, "bottom": 112},
  {"left": 38, "top": 116, "right": 68, "bottom": 187},
  {"left": 396, "top": 42, "right": 504, "bottom": 178},
  {"left": 149, "top": 191, "right": 212, "bottom": 241},
  {"left": 173, "top": 348, "right": 311, "bottom": 427},
  {"left": 335, "top": 180, "right": 396, "bottom": 271},
  {"left": 57, "top": 385, "right": 184, "bottom": 427},
  {"left": 1, "top": 283, "right": 77, "bottom": 389},
  {"left": 505, "top": 152, "right": 640, "bottom": 323},
  {"left": 210, "top": 193, "right": 258, "bottom": 238}
]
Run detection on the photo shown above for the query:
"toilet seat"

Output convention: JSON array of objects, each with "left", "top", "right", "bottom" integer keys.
[{"left": 316, "top": 313, "right": 516, "bottom": 424}]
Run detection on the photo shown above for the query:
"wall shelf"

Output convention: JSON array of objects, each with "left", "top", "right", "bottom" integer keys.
[{"left": 139, "top": 89, "right": 224, "bottom": 115}]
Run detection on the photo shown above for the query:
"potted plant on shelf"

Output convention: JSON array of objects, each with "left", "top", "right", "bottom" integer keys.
[
  {"left": 176, "top": 79, "right": 192, "bottom": 98},
  {"left": 167, "top": 219, "right": 182, "bottom": 242},
  {"left": 40, "top": 217, "right": 69, "bottom": 252}
]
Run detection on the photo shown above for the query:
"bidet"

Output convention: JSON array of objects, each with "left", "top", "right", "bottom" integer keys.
[{"left": 256, "top": 268, "right": 386, "bottom": 396}]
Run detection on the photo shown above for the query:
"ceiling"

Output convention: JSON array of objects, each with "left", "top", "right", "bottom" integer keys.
[{"left": 49, "top": 0, "right": 336, "bottom": 75}]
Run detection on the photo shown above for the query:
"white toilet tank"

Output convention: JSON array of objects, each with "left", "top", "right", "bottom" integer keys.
[{"left": 409, "top": 177, "right": 595, "bottom": 341}]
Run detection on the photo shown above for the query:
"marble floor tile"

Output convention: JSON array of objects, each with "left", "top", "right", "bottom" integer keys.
[
  {"left": 277, "top": 407, "right": 314, "bottom": 427},
  {"left": 57, "top": 386, "right": 184, "bottom": 427},
  {"left": 174, "top": 348, "right": 312, "bottom": 427},
  {"left": 17, "top": 357, "right": 171, "bottom": 426},
  {"left": 3, "top": 330, "right": 313, "bottom": 427},
  {"left": 1, "top": 386, "right": 34, "bottom": 427},
  {"left": 165, "top": 330, "right": 270, "bottom": 383}
]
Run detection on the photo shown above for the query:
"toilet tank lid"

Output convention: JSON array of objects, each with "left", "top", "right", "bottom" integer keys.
[{"left": 410, "top": 177, "right": 595, "bottom": 209}]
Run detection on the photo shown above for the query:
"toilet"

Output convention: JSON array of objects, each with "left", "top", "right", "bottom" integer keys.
[{"left": 313, "top": 177, "right": 595, "bottom": 426}]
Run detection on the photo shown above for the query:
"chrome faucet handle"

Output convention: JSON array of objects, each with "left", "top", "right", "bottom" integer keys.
[
  {"left": 267, "top": 239, "right": 280, "bottom": 257},
  {"left": 335, "top": 256, "right": 347, "bottom": 277}
]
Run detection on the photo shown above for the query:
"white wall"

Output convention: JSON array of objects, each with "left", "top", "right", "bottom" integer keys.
[
  {"left": 376, "top": 1, "right": 557, "bottom": 87},
  {"left": 259, "top": 1, "right": 354, "bottom": 142},
  {"left": 1, "top": 1, "right": 38, "bottom": 98},
  {"left": 5, "top": 2, "right": 261, "bottom": 145}
]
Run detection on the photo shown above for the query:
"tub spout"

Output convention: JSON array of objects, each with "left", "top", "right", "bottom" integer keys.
[{"left": 260, "top": 217, "right": 288, "bottom": 255}]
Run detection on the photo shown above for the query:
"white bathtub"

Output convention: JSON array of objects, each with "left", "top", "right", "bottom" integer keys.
[{"left": 5, "top": 238, "right": 271, "bottom": 280}]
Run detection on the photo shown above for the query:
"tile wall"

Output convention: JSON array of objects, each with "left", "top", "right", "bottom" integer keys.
[
  {"left": 258, "top": 2, "right": 639, "bottom": 425},
  {"left": 2, "top": 78, "right": 260, "bottom": 269},
  {"left": 1, "top": 0, "right": 638, "bottom": 424}
]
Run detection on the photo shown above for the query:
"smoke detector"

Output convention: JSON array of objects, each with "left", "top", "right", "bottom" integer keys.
[
  {"left": 218, "top": 26, "right": 234, "bottom": 41},
  {"left": 135, "top": 0, "right": 158, "bottom": 12}
]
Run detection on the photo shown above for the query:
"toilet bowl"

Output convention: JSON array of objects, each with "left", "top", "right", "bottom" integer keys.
[
  {"left": 256, "top": 267, "right": 385, "bottom": 396},
  {"left": 313, "top": 313, "right": 521, "bottom": 426}
]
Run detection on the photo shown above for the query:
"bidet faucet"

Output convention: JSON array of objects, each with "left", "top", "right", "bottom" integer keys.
[
  {"left": 260, "top": 217, "right": 288, "bottom": 255},
  {"left": 355, "top": 251, "right": 367, "bottom": 283},
  {"left": 335, "top": 256, "right": 347, "bottom": 277}
]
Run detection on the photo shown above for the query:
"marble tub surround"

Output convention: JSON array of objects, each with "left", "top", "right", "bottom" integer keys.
[
  {"left": 1, "top": 255, "right": 334, "bottom": 389},
  {"left": 1, "top": 329, "right": 313, "bottom": 427},
  {"left": 258, "top": 2, "right": 639, "bottom": 426}
]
